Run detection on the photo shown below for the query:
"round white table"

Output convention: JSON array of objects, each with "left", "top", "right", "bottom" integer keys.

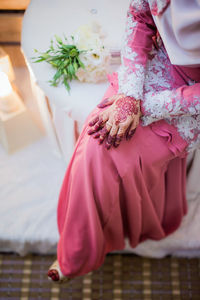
[{"left": 21, "top": 0, "right": 129, "bottom": 162}]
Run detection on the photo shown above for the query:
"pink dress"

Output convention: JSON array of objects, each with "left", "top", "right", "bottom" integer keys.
[{"left": 57, "top": 0, "right": 200, "bottom": 277}]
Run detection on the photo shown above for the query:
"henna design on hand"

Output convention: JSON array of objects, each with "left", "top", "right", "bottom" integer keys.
[
  {"left": 98, "top": 127, "right": 109, "bottom": 144},
  {"left": 93, "top": 132, "right": 100, "bottom": 139},
  {"left": 89, "top": 95, "right": 141, "bottom": 148},
  {"left": 114, "top": 135, "right": 123, "bottom": 148},
  {"left": 88, "top": 128, "right": 96, "bottom": 135},
  {"left": 94, "top": 120, "right": 103, "bottom": 131},
  {"left": 114, "top": 96, "right": 139, "bottom": 125},
  {"left": 126, "top": 129, "right": 136, "bottom": 140},
  {"left": 89, "top": 116, "right": 99, "bottom": 127},
  {"left": 88, "top": 117, "right": 104, "bottom": 135},
  {"left": 105, "top": 134, "right": 116, "bottom": 150},
  {"left": 97, "top": 98, "right": 110, "bottom": 108}
]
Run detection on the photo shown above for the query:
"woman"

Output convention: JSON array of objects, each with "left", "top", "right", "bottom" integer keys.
[{"left": 48, "top": 0, "right": 200, "bottom": 282}]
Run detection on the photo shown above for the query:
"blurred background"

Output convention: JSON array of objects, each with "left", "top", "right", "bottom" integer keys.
[
  {"left": 0, "top": 1, "right": 200, "bottom": 299},
  {"left": 0, "top": 0, "right": 67, "bottom": 256}
]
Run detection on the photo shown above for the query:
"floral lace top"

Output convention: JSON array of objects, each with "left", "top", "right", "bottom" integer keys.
[{"left": 117, "top": 0, "right": 200, "bottom": 152}]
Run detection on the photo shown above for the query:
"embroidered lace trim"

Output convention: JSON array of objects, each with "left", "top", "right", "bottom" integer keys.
[
  {"left": 117, "top": 2, "right": 147, "bottom": 99},
  {"left": 130, "top": 0, "right": 149, "bottom": 12},
  {"left": 148, "top": 0, "right": 170, "bottom": 15},
  {"left": 118, "top": 64, "right": 145, "bottom": 99},
  {"left": 141, "top": 46, "right": 200, "bottom": 152},
  {"left": 118, "top": 0, "right": 200, "bottom": 152}
]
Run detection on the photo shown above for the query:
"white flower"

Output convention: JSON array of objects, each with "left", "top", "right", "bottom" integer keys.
[
  {"left": 73, "top": 25, "right": 103, "bottom": 51},
  {"left": 73, "top": 23, "right": 111, "bottom": 83}
]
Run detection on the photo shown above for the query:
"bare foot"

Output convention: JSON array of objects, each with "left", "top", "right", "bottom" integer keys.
[{"left": 47, "top": 269, "right": 60, "bottom": 281}]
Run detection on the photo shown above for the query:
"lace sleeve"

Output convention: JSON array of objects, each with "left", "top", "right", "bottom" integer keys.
[
  {"left": 141, "top": 82, "right": 200, "bottom": 125},
  {"left": 117, "top": 0, "right": 156, "bottom": 100}
]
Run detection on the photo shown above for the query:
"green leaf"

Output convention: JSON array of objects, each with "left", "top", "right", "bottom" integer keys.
[
  {"left": 63, "top": 78, "right": 70, "bottom": 92},
  {"left": 49, "top": 80, "right": 58, "bottom": 87},
  {"left": 50, "top": 39, "right": 54, "bottom": 50},
  {"left": 63, "top": 59, "right": 69, "bottom": 67},
  {"left": 33, "top": 57, "right": 46, "bottom": 63},
  {"left": 62, "top": 44, "right": 75, "bottom": 50},
  {"left": 40, "top": 53, "right": 51, "bottom": 60},
  {"left": 32, "top": 32, "right": 90, "bottom": 91},
  {"left": 73, "top": 61, "right": 78, "bottom": 72},
  {"left": 67, "top": 65, "right": 73, "bottom": 80},
  {"left": 53, "top": 69, "right": 62, "bottom": 82},
  {"left": 69, "top": 64, "right": 75, "bottom": 76},
  {"left": 49, "top": 61, "right": 58, "bottom": 67},
  {"left": 55, "top": 34, "right": 63, "bottom": 44},
  {"left": 77, "top": 57, "right": 85, "bottom": 69},
  {"left": 69, "top": 48, "right": 78, "bottom": 57}
]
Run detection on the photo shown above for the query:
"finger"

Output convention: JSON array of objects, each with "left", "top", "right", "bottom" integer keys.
[
  {"left": 104, "top": 124, "right": 118, "bottom": 150},
  {"left": 105, "top": 134, "right": 116, "bottom": 150},
  {"left": 93, "top": 132, "right": 101, "bottom": 139},
  {"left": 93, "top": 117, "right": 104, "bottom": 131},
  {"left": 97, "top": 98, "right": 113, "bottom": 108},
  {"left": 126, "top": 118, "right": 139, "bottom": 140},
  {"left": 92, "top": 118, "right": 110, "bottom": 139},
  {"left": 97, "top": 95, "right": 116, "bottom": 108},
  {"left": 114, "top": 123, "right": 129, "bottom": 148},
  {"left": 126, "top": 128, "right": 136, "bottom": 140},
  {"left": 98, "top": 122, "right": 111, "bottom": 144},
  {"left": 88, "top": 113, "right": 108, "bottom": 135},
  {"left": 125, "top": 123, "right": 132, "bottom": 140},
  {"left": 113, "top": 134, "right": 123, "bottom": 148},
  {"left": 118, "top": 123, "right": 130, "bottom": 137},
  {"left": 98, "top": 127, "right": 109, "bottom": 144},
  {"left": 88, "top": 115, "right": 99, "bottom": 127},
  {"left": 126, "top": 122, "right": 136, "bottom": 140}
]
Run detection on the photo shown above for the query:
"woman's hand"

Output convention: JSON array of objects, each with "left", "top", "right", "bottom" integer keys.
[{"left": 87, "top": 94, "right": 141, "bottom": 149}]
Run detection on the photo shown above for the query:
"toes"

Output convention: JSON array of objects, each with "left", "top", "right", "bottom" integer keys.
[{"left": 47, "top": 269, "right": 60, "bottom": 281}]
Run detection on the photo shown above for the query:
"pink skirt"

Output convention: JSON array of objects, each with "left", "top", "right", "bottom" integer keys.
[{"left": 56, "top": 82, "right": 188, "bottom": 278}]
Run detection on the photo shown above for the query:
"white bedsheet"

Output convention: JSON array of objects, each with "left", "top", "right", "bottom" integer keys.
[
  {"left": 0, "top": 137, "right": 65, "bottom": 255},
  {"left": 0, "top": 136, "right": 200, "bottom": 257}
]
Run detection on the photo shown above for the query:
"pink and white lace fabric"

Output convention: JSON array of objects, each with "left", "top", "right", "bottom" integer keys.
[{"left": 117, "top": 0, "right": 200, "bottom": 152}]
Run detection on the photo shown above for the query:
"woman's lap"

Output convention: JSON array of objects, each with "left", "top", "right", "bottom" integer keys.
[{"left": 56, "top": 85, "right": 187, "bottom": 277}]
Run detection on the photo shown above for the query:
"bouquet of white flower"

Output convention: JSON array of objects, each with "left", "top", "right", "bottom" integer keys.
[
  {"left": 74, "top": 24, "right": 111, "bottom": 83},
  {"left": 32, "top": 23, "right": 111, "bottom": 92}
]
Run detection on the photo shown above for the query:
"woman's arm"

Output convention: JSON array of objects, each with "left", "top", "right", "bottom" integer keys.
[
  {"left": 88, "top": 0, "right": 157, "bottom": 149},
  {"left": 141, "top": 82, "right": 200, "bottom": 125},
  {"left": 117, "top": 0, "right": 156, "bottom": 100}
]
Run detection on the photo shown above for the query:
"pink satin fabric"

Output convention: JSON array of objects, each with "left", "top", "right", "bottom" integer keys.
[{"left": 57, "top": 79, "right": 188, "bottom": 277}]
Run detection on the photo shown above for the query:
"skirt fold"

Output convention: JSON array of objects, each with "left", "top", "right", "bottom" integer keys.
[{"left": 57, "top": 100, "right": 187, "bottom": 277}]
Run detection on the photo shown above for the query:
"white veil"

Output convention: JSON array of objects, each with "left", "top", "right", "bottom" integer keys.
[{"left": 151, "top": 0, "right": 200, "bottom": 66}]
